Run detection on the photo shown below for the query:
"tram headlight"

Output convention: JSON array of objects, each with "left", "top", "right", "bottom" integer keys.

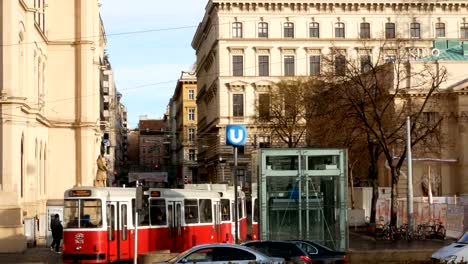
[{"left": 75, "top": 246, "right": 82, "bottom": 251}]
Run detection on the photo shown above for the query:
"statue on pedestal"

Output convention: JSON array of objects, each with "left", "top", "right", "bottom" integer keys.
[{"left": 94, "top": 148, "right": 108, "bottom": 187}]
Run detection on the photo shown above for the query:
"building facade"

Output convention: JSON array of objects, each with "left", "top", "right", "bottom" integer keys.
[
  {"left": 172, "top": 71, "right": 198, "bottom": 186},
  {"left": 192, "top": 0, "right": 468, "bottom": 193},
  {"left": 0, "top": 0, "right": 114, "bottom": 251},
  {"left": 100, "top": 54, "right": 128, "bottom": 186}
]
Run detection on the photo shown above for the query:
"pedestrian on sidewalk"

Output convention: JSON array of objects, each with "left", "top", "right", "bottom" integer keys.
[{"left": 50, "top": 214, "right": 63, "bottom": 253}]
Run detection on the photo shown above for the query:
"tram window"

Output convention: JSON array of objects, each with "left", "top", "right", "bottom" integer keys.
[
  {"left": 138, "top": 195, "right": 150, "bottom": 226},
  {"left": 81, "top": 200, "right": 102, "bottom": 228},
  {"left": 121, "top": 204, "right": 127, "bottom": 241},
  {"left": 150, "top": 199, "right": 166, "bottom": 226},
  {"left": 64, "top": 200, "right": 79, "bottom": 228},
  {"left": 63, "top": 199, "right": 102, "bottom": 228},
  {"left": 199, "top": 199, "right": 212, "bottom": 223},
  {"left": 107, "top": 204, "right": 115, "bottom": 241},
  {"left": 221, "top": 199, "right": 230, "bottom": 221},
  {"left": 184, "top": 199, "right": 199, "bottom": 224}
]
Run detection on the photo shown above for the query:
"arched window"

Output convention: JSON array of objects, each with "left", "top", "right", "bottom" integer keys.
[
  {"left": 435, "top": 23, "right": 445, "bottom": 38},
  {"left": 309, "top": 22, "right": 319, "bottom": 38},
  {"left": 385, "top": 23, "right": 396, "bottom": 39},
  {"left": 258, "top": 22, "right": 268, "bottom": 38},
  {"left": 360, "top": 22, "right": 370, "bottom": 38},
  {"left": 410, "top": 22, "right": 421, "bottom": 38},
  {"left": 335, "top": 22, "right": 345, "bottom": 38},
  {"left": 284, "top": 22, "right": 294, "bottom": 38},
  {"left": 232, "top": 22, "right": 243, "bottom": 38}
]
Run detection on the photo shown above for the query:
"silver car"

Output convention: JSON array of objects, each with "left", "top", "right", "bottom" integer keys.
[{"left": 155, "top": 243, "right": 284, "bottom": 264}]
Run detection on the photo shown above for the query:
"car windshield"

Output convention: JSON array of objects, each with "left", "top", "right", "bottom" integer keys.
[{"left": 457, "top": 232, "right": 468, "bottom": 244}]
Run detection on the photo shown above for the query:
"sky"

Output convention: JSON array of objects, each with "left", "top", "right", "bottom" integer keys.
[{"left": 100, "top": 0, "right": 207, "bottom": 128}]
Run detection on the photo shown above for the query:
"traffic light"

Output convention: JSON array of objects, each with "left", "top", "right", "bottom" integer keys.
[
  {"left": 154, "top": 163, "right": 160, "bottom": 169},
  {"left": 136, "top": 185, "right": 143, "bottom": 212}
]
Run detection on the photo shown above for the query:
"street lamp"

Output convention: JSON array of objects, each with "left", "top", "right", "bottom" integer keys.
[{"left": 219, "top": 157, "right": 226, "bottom": 183}]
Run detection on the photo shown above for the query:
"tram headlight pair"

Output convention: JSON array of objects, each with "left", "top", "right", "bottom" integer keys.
[{"left": 75, "top": 246, "right": 82, "bottom": 251}]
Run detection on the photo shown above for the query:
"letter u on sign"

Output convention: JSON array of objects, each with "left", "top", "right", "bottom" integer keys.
[{"left": 226, "top": 125, "right": 247, "bottom": 146}]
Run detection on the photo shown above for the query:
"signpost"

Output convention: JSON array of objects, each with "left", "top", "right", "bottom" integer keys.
[{"left": 226, "top": 125, "right": 247, "bottom": 244}]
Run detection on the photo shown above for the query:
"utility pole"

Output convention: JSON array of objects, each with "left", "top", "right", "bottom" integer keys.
[{"left": 406, "top": 116, "right": 414, "bottom": 233}]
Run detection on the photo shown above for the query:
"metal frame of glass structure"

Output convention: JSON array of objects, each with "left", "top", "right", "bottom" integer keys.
[{"left": 257, "top": 148, "right": 348, "bottom": 251}]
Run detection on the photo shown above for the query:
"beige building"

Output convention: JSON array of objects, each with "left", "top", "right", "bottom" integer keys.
[
  {"left": 0, "top": 0, "right": 108, "bottom": 251},
  {"left": 192, "top": 0, "right": 468, "bottom": 192},
  {"left": 100, "top": 54, "right": 128, "bottom": 186},
  {"left": 172, "top": 71, "right": 198, "bottom": 185}
]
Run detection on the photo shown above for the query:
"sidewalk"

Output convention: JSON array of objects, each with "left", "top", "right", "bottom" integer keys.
[
  {"left": 0, "top": 247, "right": 63, "bottom": 264},
  {"left": 348, "top": 228, "right": 455, "bottom": 263}
]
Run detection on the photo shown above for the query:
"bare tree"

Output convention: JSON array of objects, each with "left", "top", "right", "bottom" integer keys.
[
  {"left": 254, "top": 77, "right": 311, "bottom": 147},
  {"left": 307, "top": 44, "right": 447, "bottom": 226}
]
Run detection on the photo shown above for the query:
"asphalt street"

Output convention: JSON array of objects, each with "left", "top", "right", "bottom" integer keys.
[{"left": 0, "top": 229, "right": 456, "bottom": 264}]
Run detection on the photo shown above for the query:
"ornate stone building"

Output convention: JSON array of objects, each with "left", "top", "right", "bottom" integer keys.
[
  {"left": 0, "top": 0, "right": 110, "bottom": 251},
  {"left": 192, "top": 0, "right": 468, "bottom": 193}
]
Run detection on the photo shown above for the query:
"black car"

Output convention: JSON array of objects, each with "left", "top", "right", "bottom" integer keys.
[
  {"left": 242, "top": 240, "right": 312, "bottom": 263},
  {"left": 289, "top": 240, "right": 348, "bottom": 264}
]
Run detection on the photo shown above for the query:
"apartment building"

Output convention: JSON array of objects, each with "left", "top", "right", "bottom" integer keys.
[
  {"left": 0, "top": 0, "right": 109, "bottom": 251},
  {"left": 172, "top": 71, "right": 198, "bottom": 186},
  {"left": 192, "top": 1, "right": 468, "bottom": 192}
]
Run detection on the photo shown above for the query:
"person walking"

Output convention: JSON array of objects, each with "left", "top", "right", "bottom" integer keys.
[{"left": 50, "top": 214, "right": 63, "bottom": 253}]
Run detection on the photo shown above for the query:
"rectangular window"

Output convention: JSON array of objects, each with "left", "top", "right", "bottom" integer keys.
[
  {"left": 149, "top": 199, "right": 166, "bottom": 226},
  {"left": 199, "top": 199, "right": 212, "bottom": 223},
  {"left": 435, "top": 23, "right": 446, "bottom": 38},
  {"left": 258, "top": 94, "right": 270, "bottom": 120},
  {"left": 233, "top": 94, "right": 244, "bottom": 117},
  {"left": 385, "top": 23, "right": 396, "bottom": 39},
  {"left": 221, "top": 199, "right": 230, "bottom": 221},
  {"left": 188, "top": 128, "right": 195, "bottom": 143},
  {"left": 335, "top": 22, "right": 345, "bottom": 38},
  {"left": 188, "top": 89, "right": 195, "bottom": 100},
  {"left": 188, "top": 108, "right": 195, "bottom": 121},
  {"left": 185, "top": 199, "right": 199, "bottom": 224},
  {"left": 232, "top": 22, "right": 243, "bottom": 38},
  {"left": 284, "top": 56, "right": 295, "bottom": 76},
  {"left": 360, "top": 23, "right": 370, "bottom": 38},
  {"left": 309, "top": 22, "right": 319, "bottom": 38},
  {"left": 258, "top": 55, "right": 269, "bottom": 76},
  {"left": 461, "top": 23, "right": 468, "bottom": 38},
  {"left": 284, "top": 22, "right": 294, "bottom": 38},
  {"left": 189, "top": 149, "right": 196, "bottom": 161},
  {"left": 411, "top": 22, "right": 421, "bottom": 38},
  {"left": 309, "top": 55, "right": 321, "bottom": 76},
  {"left": 335, "top": 55, "right": 346, "bottom": 76},
  {"left": 360, "top": 55, "right": 372, "bottom": 73},
  {"left": 232, "top": 55, "right": 243, "bottom": 77},
  {"left": 258, "top": 22, "right": 268, "bottom": 38}
]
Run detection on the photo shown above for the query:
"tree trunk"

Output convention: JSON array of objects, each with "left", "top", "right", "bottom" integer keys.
[
  {"left": 370, "top": 181, "right": 379, "bottom": 224},
  {"left": 390, "top": 167, "right": 399, "bottom": 226}
]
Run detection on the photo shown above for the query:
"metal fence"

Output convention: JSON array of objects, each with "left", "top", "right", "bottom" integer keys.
[{"left": 374, "top": 197, "right": 468, "bottom": 238}]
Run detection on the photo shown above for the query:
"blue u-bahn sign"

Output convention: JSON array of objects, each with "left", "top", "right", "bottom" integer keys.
[{"left": 226, "top": 125, "right": 247, "bottom": 146}]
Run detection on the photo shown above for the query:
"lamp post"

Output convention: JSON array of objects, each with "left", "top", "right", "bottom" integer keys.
[{"left": 219, "top": 157, "right": 226, "bottom": 183}]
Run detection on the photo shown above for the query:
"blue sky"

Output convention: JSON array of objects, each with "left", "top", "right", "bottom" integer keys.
[{"left": 100, "top": 0, "right": 207, "bottom": 128}]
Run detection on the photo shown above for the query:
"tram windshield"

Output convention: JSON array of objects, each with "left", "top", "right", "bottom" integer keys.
[{"left": 64, "top": 199, "right": 102, "bottom": 228}]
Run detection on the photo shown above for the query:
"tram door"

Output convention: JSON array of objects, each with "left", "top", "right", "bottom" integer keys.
[
  {"left": 106, "top": 201, "right": 131, "bottom": 262},
  {"left": 167, "top": 201, "right": 183, "bottom": 252}
]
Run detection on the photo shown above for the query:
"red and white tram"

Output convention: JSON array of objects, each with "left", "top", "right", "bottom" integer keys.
[{"left": 62, "top": 186, "right": 233, "bottom": 263}]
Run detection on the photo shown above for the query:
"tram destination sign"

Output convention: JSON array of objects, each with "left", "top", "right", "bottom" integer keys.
[{"left": 69, "top": 190, "right": 92, "bottom": 197}]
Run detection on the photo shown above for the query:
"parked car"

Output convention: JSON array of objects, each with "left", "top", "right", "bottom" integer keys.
[
  {"left": 432, "top": 231, "right": 468, "bottom": 263},
  {"left": 242, "top": 240, "right": 312, "bottom": 263},
  {"left": 289, "top": 240, "right": 348, "bottom": 263},
  {"left": 155, "top": 243, "right": 284, "bottom": 264}
]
